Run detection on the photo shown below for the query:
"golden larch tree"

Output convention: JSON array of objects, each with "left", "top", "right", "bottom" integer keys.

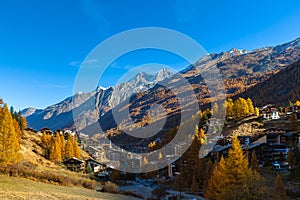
[
  {"left": 49, "top": 135, "right": 62, "bottom": 163},
  {"left": 255, "top": 107, "right": 260, "bottom": 116},
  {"left": 274, "top": 174, "right": 287, "bottom": 200},
  {"left": 0, "top": 104, "right": 22, "bottom": 165},
  {"left": 205, "top": 136, "right": 269, "bottom": 200},
  {"left": 64, "top": 135, "right": 74, "bottom": 159},
  {"left": 246, "top": 98, "right": 255, "bottom": 114},
  {"left": 225, "top": 98, "right": 234, "bottom": 118},
  {"left": 225, "top": 136, "right": 249, "bottom": 191},
  {"left": 72, "top": 136, "right": 80, "bottom": 159},
  {"left": 204, "top": 156, "right": 227, "bottom": 200}
]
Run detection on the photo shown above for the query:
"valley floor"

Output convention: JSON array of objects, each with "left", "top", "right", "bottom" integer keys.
[{"left": 0, "top": 175, "right": 137, "bottom": 200}]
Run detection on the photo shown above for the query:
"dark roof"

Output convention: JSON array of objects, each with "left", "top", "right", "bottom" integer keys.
[
  {"left": 40, "top": 127, "right": 52, "bottom": 131},
  {"left": 264, "top": 127, "right": 287, "bottom": 132},
  {"left": 246, "top": 142, "right": 272, "bottom": 150},
  {"left": 211, "top": 144, "right": 231, "bottom": 152},
  {"left": 85, "top": 158, "right": 104, "bottom": 166},
  {"left": 63, "top": 157, "right": 84, "bottom": 164}
]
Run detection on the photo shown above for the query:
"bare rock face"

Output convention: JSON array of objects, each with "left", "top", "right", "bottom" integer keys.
[{"left": 23, "top": 68, "right": 174, "bottom": 131}]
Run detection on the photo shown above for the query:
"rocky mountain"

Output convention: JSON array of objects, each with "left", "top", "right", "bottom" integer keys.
[
  {"left": 23, "top": 68, "right": 174, "bottom": 131},
  {"left": 82, "top": 37, "right": 300, "bottom": 136},
  {"left": 24, "top": 37, "right": 300, "bottom": 134}
]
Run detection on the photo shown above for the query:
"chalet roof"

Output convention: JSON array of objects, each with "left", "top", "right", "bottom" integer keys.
[
  {"left": 85, "top": 158, "right": 105, "bottom": 166},
  {"left": 211, "top": 144, "right": 231, "bottom": 152},
  {"left": 40, "top": 127, "right": 53, "bottom": 132},
  {"left": 246, "top": 142, "right": 272, "bottom": 150},
  {"left": 285, "top": 131, "right": 299, "bottom": 136},
  {"left": 63, "top": 157, "right": 84, "bottom": 164},
  {"left": 263, "top": 127, "right": 287, "bottom": 132},
  {"left": 261, "top": 104, "right": 276, "bottom": 109}
]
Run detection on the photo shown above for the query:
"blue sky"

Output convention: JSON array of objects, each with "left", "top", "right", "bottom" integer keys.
[{"left": 0, "top": 0, "right": 300, "bottom": 110}]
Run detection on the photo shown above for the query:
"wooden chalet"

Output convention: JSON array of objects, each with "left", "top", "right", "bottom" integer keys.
[
  {"left": 85, "top": 158, "right": 107, "bottom": 173},
  {"left": 39, "top": 127, "right": 53, "bottom": 135},
  {"left": 244, "top": 142, "right": 274, "bottom": 163},
  {"left": 63, "top": 157, "right": 85, "bottom": 172},
  {"left": 264, "top": 128, "right": 299, "bottom": 147},
  {"left": 285, "top": 104, "right": 300, "bottom": 119},
  {"left": 260, "top": 104, "right": 280, "bottom": 120}
]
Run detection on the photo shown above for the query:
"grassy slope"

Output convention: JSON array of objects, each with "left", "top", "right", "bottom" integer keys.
[
  {"left": 0, "top": 175, "right": 138, "bottom": 200},
  {"left": 2, "top": 130, "right": 139, "bottom": 199}
]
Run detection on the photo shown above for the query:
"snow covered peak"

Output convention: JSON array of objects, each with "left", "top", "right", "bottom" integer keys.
[
  {"left": 96, "top": 85, "right": 108, "bottom": 91},
  {"left": 155, "top": 68, "right": 174, "bottom": 82},
  {"left": 228, "top": 48, "right": 248, "bottom": 55}
]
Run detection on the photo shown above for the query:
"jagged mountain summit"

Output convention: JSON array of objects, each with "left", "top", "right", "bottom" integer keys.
[{"left": 23, "top": 68, "right": 174, "bottom": 131}]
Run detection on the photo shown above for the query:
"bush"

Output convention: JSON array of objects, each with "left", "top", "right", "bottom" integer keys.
[
  {"left": 0, "top": 164, "right": 97, "bottom": 189},
  {"left": 102, "top": 182, "right": 119, "bottom": 193}
]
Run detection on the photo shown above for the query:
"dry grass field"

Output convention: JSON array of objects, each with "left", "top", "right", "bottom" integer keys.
[{"left": 0, "top": 175, "right": 138, "bottom": 200}]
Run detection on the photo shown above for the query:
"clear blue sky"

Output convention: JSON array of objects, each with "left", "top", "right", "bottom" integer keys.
[{"left": 0, "top": 0, "right": 300, "bottom": 110}]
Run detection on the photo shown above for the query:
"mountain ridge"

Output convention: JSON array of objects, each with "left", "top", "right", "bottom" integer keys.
[
  {"left": 23, "top": 68, "right": 174, "bottom": 131},
  {"left": 23, "top": 37, "right": 300, "bottom": 133}
]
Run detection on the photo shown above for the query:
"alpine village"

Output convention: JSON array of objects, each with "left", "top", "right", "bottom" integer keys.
[{"left": 1, "top": 2, "right": 300, "bottom": 199}]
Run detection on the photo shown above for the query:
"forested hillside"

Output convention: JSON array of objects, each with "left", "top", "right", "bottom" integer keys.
[{"left": 239, "top": 60, "right": 300, "bottom": 106}]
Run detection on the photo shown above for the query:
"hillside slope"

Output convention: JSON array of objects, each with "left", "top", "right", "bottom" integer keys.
[
  {"left": 239, "top": 60, "right": 300, "bottom": 106},
  {"left": 0, "top": 175, "right": 137, "bottom": 200}
]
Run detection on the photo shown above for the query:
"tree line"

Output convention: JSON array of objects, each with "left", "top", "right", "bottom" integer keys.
[
  {"left": 41, "top": 130, "right": 80, "bottom": 163},
  {"left": 224, "top": 97, "right": 259, "bottom": 119}
]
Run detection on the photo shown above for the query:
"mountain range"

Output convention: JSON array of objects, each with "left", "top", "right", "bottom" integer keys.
[
  {"left": 23, "top": 68, "right": 174, "bottom": 131},
  {"left": 23, "top": 37, "right": 300, "bottom": 135}
]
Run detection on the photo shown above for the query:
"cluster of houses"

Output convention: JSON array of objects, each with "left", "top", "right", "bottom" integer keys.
[
  {"left": 209, "top": 103, "right": 300, "bottom": 170},
  {"left": 209, "top": 127, "right": 300, "bottom": 164},
  {"left": 260, "top": 103, "right": 300, "bottom": 120}
]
